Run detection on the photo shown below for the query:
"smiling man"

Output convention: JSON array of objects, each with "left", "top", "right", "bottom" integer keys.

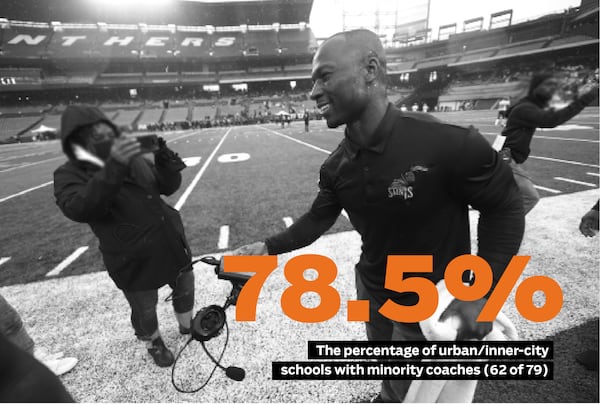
[{"left": 233, "top": 29, "right": 525, "bottom": 402}]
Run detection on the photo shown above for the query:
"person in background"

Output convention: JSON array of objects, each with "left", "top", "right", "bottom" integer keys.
[
  {"left": 495, "top": 97, "right": 511, "bottom": 127},
  {"left": 232, "top": 29, "right": 525, "bottom": 403},
  {"left": 53, "top": 105, "right": 193, "bottom": 368},
  {"left": 500, "top": 73, "right": 598, "bottom": 214},
  {"left": 304, "top": 110, "right": 310, "bottom": 133}
]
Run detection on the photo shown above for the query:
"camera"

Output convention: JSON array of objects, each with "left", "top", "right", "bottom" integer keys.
[{"left": 136, "top": 134, "right": 159, "bottom": 153}]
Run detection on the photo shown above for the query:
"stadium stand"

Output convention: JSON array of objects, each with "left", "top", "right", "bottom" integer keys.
[
  {"left": 244, "top": 29, "right": 279, "bottom": 57},
  {"left": 0, "top": 22, "right": 52, "bottom": 59},
  {"left": 210, "top": 31, "right": 245, "bottom": 58},
  {"left": 278, "top": 27, "right": 317, "bottom": 56},
  {"left": 494, "top": 37, "right": 554, "bottom": 57},
  {"left": 192, "top": 105, "right": 217, "bottom": 121},
  {"left": 0, "top": 0, "right": 597, "bottom": 138},
  {"left": 45, "top": 24, "right": 107, "bottom": 59},
  {"left": 112, "top": 109, "right": 143, "bottom": 127},
  {"left": 437, "top": 81, "right": 527, "bottom": 110},
  {"left": 33, "top": 113, "right": 62, "bottom": 131},
  {"left": 0, "top": 116, "right": 42, "bottom": 141},
  {"left": 137, "top": 107, "right": 164, "bottom": 127},
  {"left": 162, "top": 106, "right": 189, "bottom": 123}
]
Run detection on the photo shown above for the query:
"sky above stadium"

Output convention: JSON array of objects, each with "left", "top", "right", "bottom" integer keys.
[{"left": 309, "top": 0, "right": 583, "bottom": 39}]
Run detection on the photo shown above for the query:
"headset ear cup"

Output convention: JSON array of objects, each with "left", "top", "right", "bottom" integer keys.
[{"left": 191, "top": 305, "right": 226, "bottom": 342}]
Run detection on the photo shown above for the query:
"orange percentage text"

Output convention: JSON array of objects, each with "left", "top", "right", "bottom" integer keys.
[{"left": 223, "top": 254, "right": 563, "bottom": 323}]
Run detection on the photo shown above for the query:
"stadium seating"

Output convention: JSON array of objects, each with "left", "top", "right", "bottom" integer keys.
[
  {"left": 0, "top": 116, "right": 43, "bottom": 141},
  {"left": 277, "top": 28, "right": 316, "bottom": 56},
  {"left": 112, "top": 109, "right": 143, "bottom": 127},
  {"left": 437, "top": 81, "right": 527, "bottom": 110},
  {"left": 210, "top": 32, "right": 245, "bottom": 58},
  {"left": 494, "top": 37, "right": 553, "bottom": 57},
  {"left": 0, "top": 24, "right": 52, "bottom": 59},
  {"left": 46, "top": 26, "right": 108, "bottom": 59},
  {"left": 244, "top": 30, "right": 279, "bottom": 56},
  {"left": 192, "top": 105, "right": 216, "bottom": 121},
  {"left": 163, "top": 106, "right": 190, "bottom": 123},
  {"left": 137, "top": 108, "right": 164, "bottom": 126}
]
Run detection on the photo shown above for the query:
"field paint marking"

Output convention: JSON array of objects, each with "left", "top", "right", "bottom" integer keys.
[
  {"left": 587, "top": 172, "right": 600, "bottom": 177},
  {"left": 218, "top": 225, "right": 230, "bottom": 250},
  {"left": 46, "top": 246, "right": 89, "bottom": 277},
  {"left": 175, "top": 127, "right": 232, "bottom": 211},
  {"left": 0, "top": 181, "right": 53, "bottom": 204},
  {"left": 528, "top": 155, "right": 599, "bottom": 169},
  {"left": 257, "top": 126, "right": 332, "bottom": 154},
  {"left": 0, "top": 156, "right": 63, "bottom": 173},
  {"left": 283, "top": 217, "right": 293, "bottom": 227},
  {"left": 0, "top": 257, "right": 11, "bottom": 267},
  {"left": 533, "top": 185, "right": 562, "bottom": 194},
  {"left": 554, "top": 177, "right": 597, "bottom": 187},
  {"left": 481, "top": 132, "right": 599, "bottom": 143}
]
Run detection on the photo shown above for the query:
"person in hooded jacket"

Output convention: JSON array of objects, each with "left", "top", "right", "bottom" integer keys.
[
  {"left": 53, "top": 105, "right": 194, "bottom": 367},
  {"left": 500, "top": 73, "right": 598, "bottom": 214}
]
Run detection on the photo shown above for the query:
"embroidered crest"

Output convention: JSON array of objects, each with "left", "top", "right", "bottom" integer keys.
[{"left": 388, "top": 165, "right": 429, "bottom": 200}]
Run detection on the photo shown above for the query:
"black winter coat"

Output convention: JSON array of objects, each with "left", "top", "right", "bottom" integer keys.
[{"left": 54, "top": 157, "right": 191, "bottom": 291}]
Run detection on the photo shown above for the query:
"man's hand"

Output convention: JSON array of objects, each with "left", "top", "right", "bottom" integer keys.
[
  {"left": 231, "top": 241, "right": 268, "bottom": 256},
  {"left": 110, "top": 137, "right": 141, "bottom": 166},
  {"left": 439, "top": 298, "right": 492, "bottom": 340},
  {"left": 579, "top": 209, "right": 599, "bottom": 237}
]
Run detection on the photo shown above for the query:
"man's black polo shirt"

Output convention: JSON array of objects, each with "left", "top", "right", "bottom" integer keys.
[{"left": 266, "top": 104, "right": 524, "bottom": 305}]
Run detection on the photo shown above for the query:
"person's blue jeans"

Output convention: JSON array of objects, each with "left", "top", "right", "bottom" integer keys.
[
  {"left": 0, "top": 293, "right": 35, "bottom": 354},
  {"left": 508, "top": 158, "right": 540, "bottom": 215},
  {"left": 355, "top": 270, "right": 426, "bottom": 402},
  {"left": 122, "top": 270, "right": 195, "bottom": 340}
]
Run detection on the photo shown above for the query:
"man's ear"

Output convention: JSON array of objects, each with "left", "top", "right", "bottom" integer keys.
[{"left": 364, "top": 51, "right": 381, "bottom": 84}]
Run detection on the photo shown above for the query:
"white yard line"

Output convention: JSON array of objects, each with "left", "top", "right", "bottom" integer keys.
[
  {"left": 283, "top": 217, "right": 294, "bottom": 227},
  {"left": 0, "top": 257, "right": 11, "bottom": 267},
  {"left": 218, "top": 225, "right": 230, "bottom": 250},
  {"left": 554, "top": 177, "right": 597, "bottom": 187},
  {"left": 586, "top": 172, "right": 600, "bottom": 177},
  {"left": 174, "top": 128, "right": 232, "bottom": 210},
  {"left": 0, "top": 156, "right": 63, "bottom": 173},
  {"left": 533, "top": 185, "right": 562, "bottom": 194},
  {"left": 45, "top": 246, "right": 89, "bottom": 277},
  {"left": 481, "top": 132, "right": 599, "bottom": 143},
  {"left": 528, "top": 155, "right": 599, "bottom": 169},
  {"left": 0, "top": 181, "right": 53, "bottom": 204},
  {"left": 258, "top": 126, "right": 332, "bottom": 154}
]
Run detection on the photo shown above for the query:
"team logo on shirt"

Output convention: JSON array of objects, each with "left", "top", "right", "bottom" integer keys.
[{"left": 388, "top": 165, "right": 429, "bottom": 200}]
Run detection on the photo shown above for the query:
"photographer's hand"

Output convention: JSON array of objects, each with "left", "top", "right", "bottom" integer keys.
[
  {"left": 110, "top": 137, "right": 141, "bottom": 166},
  {"left": 231, "top": 242, "right": 268, "bottom": 256},
  {"left": 439, "top": 298, "right": 492, "bottom": 340}
]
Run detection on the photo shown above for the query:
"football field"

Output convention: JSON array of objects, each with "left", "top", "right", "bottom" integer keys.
[{"left": 0, "top": 108, "right": 598, "bottom": 402}]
